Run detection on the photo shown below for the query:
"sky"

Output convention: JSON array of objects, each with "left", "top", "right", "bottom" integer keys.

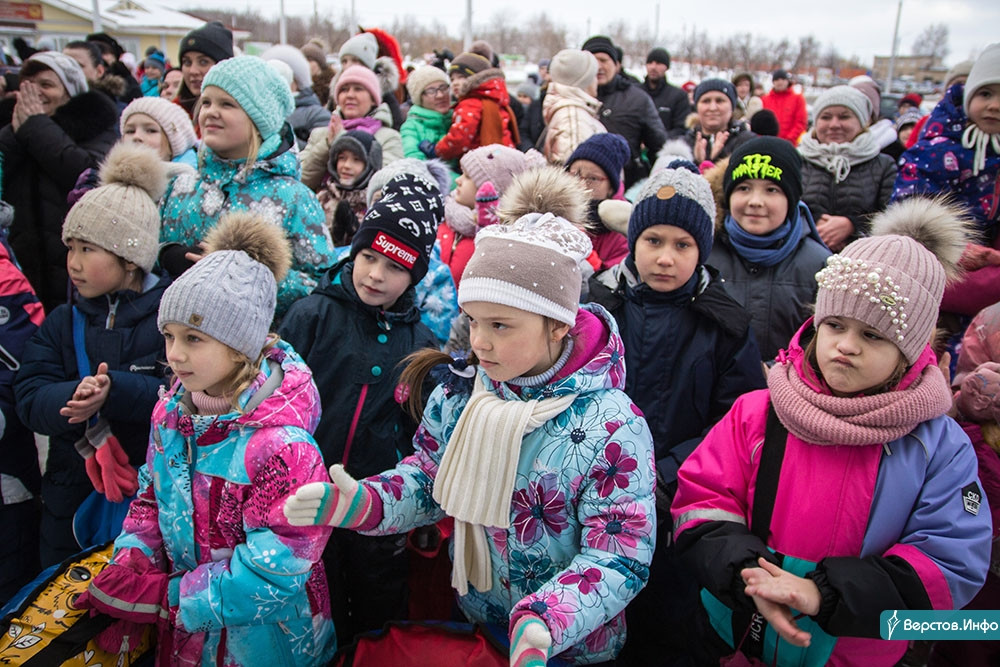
[{"left": 199, "top": 0, "right": 999, "bottom": 68}]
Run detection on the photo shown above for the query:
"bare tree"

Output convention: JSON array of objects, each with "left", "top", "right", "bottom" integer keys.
[
  {"left": 912, "top": 23, "right": 949, "bottom": 62},
  {"left": 792, "top": 35, "right": 820, "bottom": 73}
]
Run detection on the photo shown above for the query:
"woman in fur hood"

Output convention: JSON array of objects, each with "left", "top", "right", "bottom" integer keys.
[{"left": 0, "top": 51, "right": 118, "bottom": 312}]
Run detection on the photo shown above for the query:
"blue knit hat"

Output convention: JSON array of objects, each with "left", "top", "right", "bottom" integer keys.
[
  {"left": 628, "top": 161, "right": 716, "bottom": 264},
  {"left": 566, "top": 133, "right": 631, "bottom": 194},
  {"left": 202, "top": 56, "right": 294, "bottom": 140},
  {"left": 693, "top": 78, "right": 737, "bottom": 110}
]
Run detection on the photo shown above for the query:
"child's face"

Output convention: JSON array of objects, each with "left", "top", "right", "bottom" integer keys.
[
  {"left": 454, "top": 173, "right": 478, "bottom": 209},
  {"left": 568, "top": 159, "right": 613, "bottom": 200},
  {"left": 729, "top": 179, "right": 789, "bottom": 235},
  {"left": 162, "top": 323, "right": 242, "bottom": 397},
  {"left": 968, "top": 83, "right": 1000, "bottom": 135},
  {"left": 450, "top": 72, "right": 467, "bottom": 99},
  {"left": 199, "top": 86, "right": 254, "bottom": 160},
  {"left": 65, "top": 238, "right": 138, "bottom": 299},
  {"left": 122, "top": 113, "right": 172, "bottom": 161},
  {"left": 336, "top": 150, "right": 366, "bottom": 184},
  {"left": 464, "top": 301, "right": 570, "bottom": 383},
  {"left": 897, "top": 125, "right": 914, "bottom": 145},
  {"left": 516, "top": 93, "right": 533, "bottom": 107},
  {"left": 633, "top": 224, "right": 699, "bottom": 293},
  {"left": 352, "top": 248, "right": 412, "bottom": 309},
  {"left": 145, "top": 65, "right": 163, "bottom": 81},
  {"left": 815, "top": 316, "right": 905, "bottom": 397}
]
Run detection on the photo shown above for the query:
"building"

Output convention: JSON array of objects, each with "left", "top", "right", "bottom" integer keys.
[{"left": 872, "top": 54, "right": 948, "bottom": 86}]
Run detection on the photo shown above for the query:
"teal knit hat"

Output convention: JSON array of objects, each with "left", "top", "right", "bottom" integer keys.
[{"left": 202, "top": 56, "right": 294, "bottom": 139}]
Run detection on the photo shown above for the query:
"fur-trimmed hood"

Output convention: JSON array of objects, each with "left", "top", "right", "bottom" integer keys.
[
  {"left": 91, "top": 73, "right": 126, "bottom": 100},
  {"left": 702, "top": 156, "right": 731, "bottom": 231},
  {"left": 458, "top": 67, "right": 507, "bottom": 101},
  {"left": 52, "top": 90, "right": 119, "bottom": 144},
  {"left": 373, "top": 55, "right": 400, "bottom": 96}
]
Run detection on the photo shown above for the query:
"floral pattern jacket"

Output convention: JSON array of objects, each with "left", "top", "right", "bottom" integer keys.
[{"left": 357, "top": 303, "right": 656, "bottom": 664}]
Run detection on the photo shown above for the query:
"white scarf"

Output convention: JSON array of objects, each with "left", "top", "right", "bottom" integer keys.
[
  {"left": 962, "top": 124, "right": 1000, "bottom": 176},
  {"left": 798, "top": 130, "right": 882, "bottom": 183},
  {"left": 432, "top": 375, "right": 577, "bottom": 595}
]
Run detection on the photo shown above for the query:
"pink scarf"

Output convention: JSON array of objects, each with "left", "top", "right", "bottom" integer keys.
[{"left": 767, "top": 328, "right": 953, "bottom": 447}]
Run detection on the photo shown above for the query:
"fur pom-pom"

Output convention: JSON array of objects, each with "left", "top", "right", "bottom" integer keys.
[
  {"left": 869, "top": 196, "right": 977, "bottom": 282},
  {"left": 597, "top": 200, "right": 633, "bottom": 235},
  {"left": 202, "top": 212, "right": 292, "bottom": 283},
  {"left": 98, "top": 143, "right": 168, "bottom": 201},
  {"left": 498, "top": 166, "right": 588, "bottom": 227}
]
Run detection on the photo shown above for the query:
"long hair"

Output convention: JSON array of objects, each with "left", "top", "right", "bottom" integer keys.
[
  {"left": 221, "top": 334, "right": 281, "bottom": 413},
  {"left": 398, "top": 348, "right": 478, "bottom": 422}
]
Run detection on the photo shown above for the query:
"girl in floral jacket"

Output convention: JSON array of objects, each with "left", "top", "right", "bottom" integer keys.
[
  {"left": 286, "top": 212, "right": 656, "bottom": 665},
  {"left": 79, "top": 214, "right": 336, "bottom": 666}
]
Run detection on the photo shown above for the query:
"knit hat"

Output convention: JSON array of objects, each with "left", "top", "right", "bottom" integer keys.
[
  {"left": 267, "top": 60, "right": 294, "bottom": 89},
  {"left": 899, "top": 92, "right": 923, "bottom": 109},
  {"left": 202, "top": 56, "right": 295, "bottom": 140},
  {"left": 964, "top": 43, "right": 1000, "bottom": 116},
  {"left": 459, "top": 212, "right": 593, "bottom": 326},
  {"left": 895, "top": 109, "right": 923, "bottom": 132},
  {"left": 328, "top": 130, "right": 383, "bottom": 187},
  {"left": 724, "top": 136, "right": 803, "bottom": 211},
  {"left": 515, "top": 80, "right": 540, "bottom": 102},
  {"left": 62, "top": 143, "right": 167, "bottom": 273},
  {"left": 179, "top": 21, "right": 234, "bottom": 64},
  {"left": 261, "top": 44, "right": 312, "bottom": 90},
  {"left": 813, "top": 85, "right": 872, "bottom": 127},
  {"left": 646, "top": 47, "right": 670, "bottom": 67},
  {"left": 581, "top": 35, "right": 620, "bottom": 63},
  {"left": 366, "top": 158, "right": 449, "bottom": 208},
  {"left": 566, "top": 133, "right": 631, "bottom": 194},
  {"left": 144, "top": 51, "right": 165, "bottom": 71},
  {"left": 693, "top": 78, "right": 737, "bottom": 109},
  {"left": 548, "top": 49, "right": 598, "bottom": 89},
  {"left": 459, "top": 145, "right": 531, "bottom": 192},
  {"left": 300, "top": 40, "right": 327, "bottom": 68},
  {"left": 945, "top": 60, "right": 974, "bottom": 89},
  {"left": 848, "top": 76, "right": 881, "bottom": 123},
  {"left": 158, "top": 213, "right": 291, "bottom": 360},
  {"left": 406, "top": 65, "right": 450, "bottom": 105},
  {"left": 350, "top": 173, "right": 441, "bottom": 283},
  {"left": 334, "top": 65, "right": 381, "bottom": 109},
  {"left": 86, "top": 32, "right": 124, "bottom": 59},
  {"left": 772, "top": 69, "right": 790, "bottom": 81},
  {"left": 339, "top": 32, "right": 378, "bottom": 70},
  {"left": 120, "top": 97, "right": 198, "bottom": 159},
  {"left": 813, "top": 198, "right": 971, "bottom": 364},
  {"left": 629, "top": 161, "right": 716, "bottom": 263},
  {"left": 23, "top": 51, "right": 88, "bottom": 98},
  {"left": 449, "top": 52, "right": 492, "bottom": 78},
  {"left": 750, "top": 109, "right": 780, "bottom": 136}
]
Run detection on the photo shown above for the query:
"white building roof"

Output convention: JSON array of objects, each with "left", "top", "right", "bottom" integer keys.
[{"left": 47, "top": 0, "right": 209, "bottom": 32}]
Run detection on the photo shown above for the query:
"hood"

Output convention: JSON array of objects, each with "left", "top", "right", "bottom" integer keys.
[
  {"left": 702, "top": 156, "right": 731, "bottom": 230},
  {"left": 199, "top": 123, "right": 299, "bottom": 185},
  {"left": 371, "top": 101, "right": 395, "bottom": 128},
  {"left": 294, "top": 88, "right": 322, "bottom": 109},
  {"left": 314, "top": 257, "right": 423, "bottom": 324},
  {"left": 919, "top": 82, "right": 968, "bottom": 143},
  {"left": 542, "top": 81, "right": 601, "bottom": 122},
  {"left": 92, "top": 73, "right": 126, "bottom": 99},
  {"left": 482, "top": 302, "right": 627, "bottom": 402},
  {"left": 458, "top": 68, "right": 509, "bottom": 104},
  {"left": 373, "top": 55, "right": 400, "bottom": 96}
]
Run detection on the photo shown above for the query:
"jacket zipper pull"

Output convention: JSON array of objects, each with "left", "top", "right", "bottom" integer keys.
[
  {"left": 106, "top": 296, "right": 119, "bottom": 329},
  {"left": 882, "top": 442, "right": 892, "bottom": 456}
]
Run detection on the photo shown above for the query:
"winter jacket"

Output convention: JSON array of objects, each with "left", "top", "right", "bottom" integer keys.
[
  {"left": 542, "top": 82, "right": 606, "bottom": 164},
  {"left": 279, "top": 258, "right": 437, "bottom": 479},
  {"left": 434, "top": 68, "right": 518, "bottom": 160},
  {"left": 892, "top": 82, "right": 1000, "bottom": 233},
  {"left": 588, "top": 262, "right": 765, "bottom": 492},
  {"left": 355, "top": 303, "right": 656, "bottom": 664},
  {"left": 761, "top": 88, "right": 808, "bottom": 144},
  {"left": 800, "top": 152, "right": 896, "bottom": 242},
  {"left": 672, "top": 324, "right": 992, "bottom": 666},
  {"left": 436, "top": 218, "right": 475, "bottom": 289},
  {"left": 300, "top": 103, "right": 404, "bottom": 190},
  {"left": 640, "top": 78, "right": 691, "bottom": 138},
  {"left": 595, "top": 74, "right": 668, "bottom": 188},
  {"left": 288, "top": 88, "right": 332, "bottom": 150},
  {"left": 683, "top": 121, "right": 756, "bottom": 166},
  {"left": 708, "top": 227, "right": 830, "bottom": 362},
  {"left": 105, "top": 341, "right": 336, "bottom": 666},
  {"left": 14, "top": 274, "right": 170, "bottom": 563},
  {"left": 0, "top": 241, "right": 44, "bottom": 500},
  {"left": 159, "top": 124, "right": 335, "bottom": 316},
  {"left": 140, "top": 76, "right": 159, "bottom": 98},
  {"left": 401, "top": 105, "right": 452, "bottom": 159},
  {"left": 0, "top": 91, "right": 118, "bottom": 311}
]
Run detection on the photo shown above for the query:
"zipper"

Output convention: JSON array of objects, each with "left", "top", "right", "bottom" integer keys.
[
  {"left": 342, "top": 384, "right": 369, "bottom": 467},
  {"left": 105, "top": 295, "right": 119, "bottom": 329}
]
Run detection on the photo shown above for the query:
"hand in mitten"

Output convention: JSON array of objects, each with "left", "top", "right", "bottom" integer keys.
[
  {"left": 157, "top": 243, "right": 200, "bottom": 278},
  {"left": 83, "top": 418, "right": 138, "bottom": 502},
  {"left": 67, "top": 167, "right": 100, "bottom": 206},
  {"left": 284, "top": 464, "right": 375, "bottom": 528},
  {"left": 475, "top": 181, "right": 499, "bottom": 229},
  {"left": 509, "top": 613, "right": 552, "bottom": 667},
  {"left": 957, "top": 362, "right": 1000, "bottom": 422},
  {"left": 418, "top": 140, "right": 437, "bottom": 159},
  {"left": 76, "top": 552, "right": 168, "bottom": 625}
]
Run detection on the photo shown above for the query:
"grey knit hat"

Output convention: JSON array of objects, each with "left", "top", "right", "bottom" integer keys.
[
  {"left": 813, "top": 85, "right": 872, "bottom": 127},
  {"left": 339, "top": 32, "right": 378, "bottom": 70},
  {"left": 964, "top": 43, "right": 1000, "bottom": 116},
  {"left": 158, "top": 213, "right": 291, "bottom": 359},
  {"left": 24, "top": 51, "right": 88, "bottom": 97}
]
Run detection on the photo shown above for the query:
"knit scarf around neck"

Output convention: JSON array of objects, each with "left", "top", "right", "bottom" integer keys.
[
  {"left": 724, "top": 201, "right": 812, "bottom": 268},
  {"left": 342, "top": 115, "right": 382, "bottom": 135},
  {"left": 798, "top": 130, "right": 881, "bottom": 183},
  {"left": 767, "top": 355, "right": 953, "bottom": 446},
  {"left": 432, "top": 374, "right": 577, "bottom": 595}
]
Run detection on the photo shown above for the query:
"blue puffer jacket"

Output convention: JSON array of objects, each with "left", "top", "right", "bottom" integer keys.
[{"left": 159, "top": 124, "right": 335, "bottom": 316}]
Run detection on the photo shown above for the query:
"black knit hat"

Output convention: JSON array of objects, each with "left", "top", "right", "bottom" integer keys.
[
  {"left": 566, "top": 133, "right": 631, "bottom": 194},
  {"left": 179, "top": 21, "right": 234, "bottom": 65},
  {"left": 749, "top": 109, "right": 780, "bottom": 136},
  {"left": 328, "top": 130, "right": 384, "bottom": 191},
  {"left": 723, "top": 136, "right": 803, "bottom": 211},
  {"left": 646, "top": 47, "right": 670, "bottom": 67},
  {"left": 350, "top": 173, "right": 442, "bottom": 283},
  {"left": 772, "top": 69, "right": 790, "bottom": 81},
  {"left": 693, "top": 78, "right": 737, "bottom": 109},
  {"left": 86, "top": 32, "right": 124, "bottom": 59},
  {"left": 581, "top": 36, "right": 620, "bottom": 63}
]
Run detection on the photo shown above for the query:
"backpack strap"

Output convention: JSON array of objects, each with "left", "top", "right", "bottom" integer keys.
[{"left": 71, "top": 306, "right": 100, "bottom": 429}]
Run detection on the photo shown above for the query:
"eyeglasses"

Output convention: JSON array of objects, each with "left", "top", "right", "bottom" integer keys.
[
  {"left": 569, "top": 171, "right": 608, "bottom": 187},
  {"left": 422, "top": 85, "right": 450, "bottom": 98}
]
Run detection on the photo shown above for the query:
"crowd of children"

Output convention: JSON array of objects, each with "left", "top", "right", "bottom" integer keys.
[{"left": 0, "top": 34, "right": 999, "bottom": 667}]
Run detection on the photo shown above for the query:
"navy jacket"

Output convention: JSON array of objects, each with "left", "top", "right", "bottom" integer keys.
[
  {"left": 595, "top": 74, "right": 668, "bottom": 188},
  {"left": 279, "top": 259, "right": 438, "bottom": 479}
]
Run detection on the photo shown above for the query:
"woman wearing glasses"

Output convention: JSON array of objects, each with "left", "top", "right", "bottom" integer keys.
[
  {"left": 541, "top": 49, "right": 607, "bottom": 165},
  {"left": 400, "top": 66, "right": 459, "bottom": 181}
]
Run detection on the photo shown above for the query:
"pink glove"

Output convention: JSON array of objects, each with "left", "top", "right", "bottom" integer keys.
[
  {"left": 475, "top": 181, "right": 500, "bottom": 230},
  {"left": 78, "top": 418, "right": 138, "bottom": 502},
  {"left": 957, "top": 362, "right": 1000, "bottom": 422},
  {"left": 76, "top": 549, "right": 168, "bottom": 625},
  {"left": 509, "top": 613, "right": 551, "bottom": 667}
]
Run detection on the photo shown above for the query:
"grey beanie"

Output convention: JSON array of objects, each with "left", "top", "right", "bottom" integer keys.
[
  {"left": 964, "top": 43, "right": 1000, "bottom": 116},
  {"left": 813, "top": 85, "right": 872, "bottom": 127},
  {"left": 24, "top": 51, "right": 88, "bottom": 97}
]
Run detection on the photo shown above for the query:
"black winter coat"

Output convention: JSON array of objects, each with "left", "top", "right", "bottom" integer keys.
[
  {"left": 641, "top": 78, "right": 691, "bottom": 139},
  {"left": 800, "top": 153, "right": 897, "bottom": 241},
  {"left": 278, "top": 259, "right": 438, "bottom": 480},
  {"left": 588, "top": 263, "right": 765, "bottom": 491},
  {"left": 0, "top": 91, "right": 118, "bottom": 311},
  {"left": 596, "top": 75, "right": 668, "bottom": 188}
]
